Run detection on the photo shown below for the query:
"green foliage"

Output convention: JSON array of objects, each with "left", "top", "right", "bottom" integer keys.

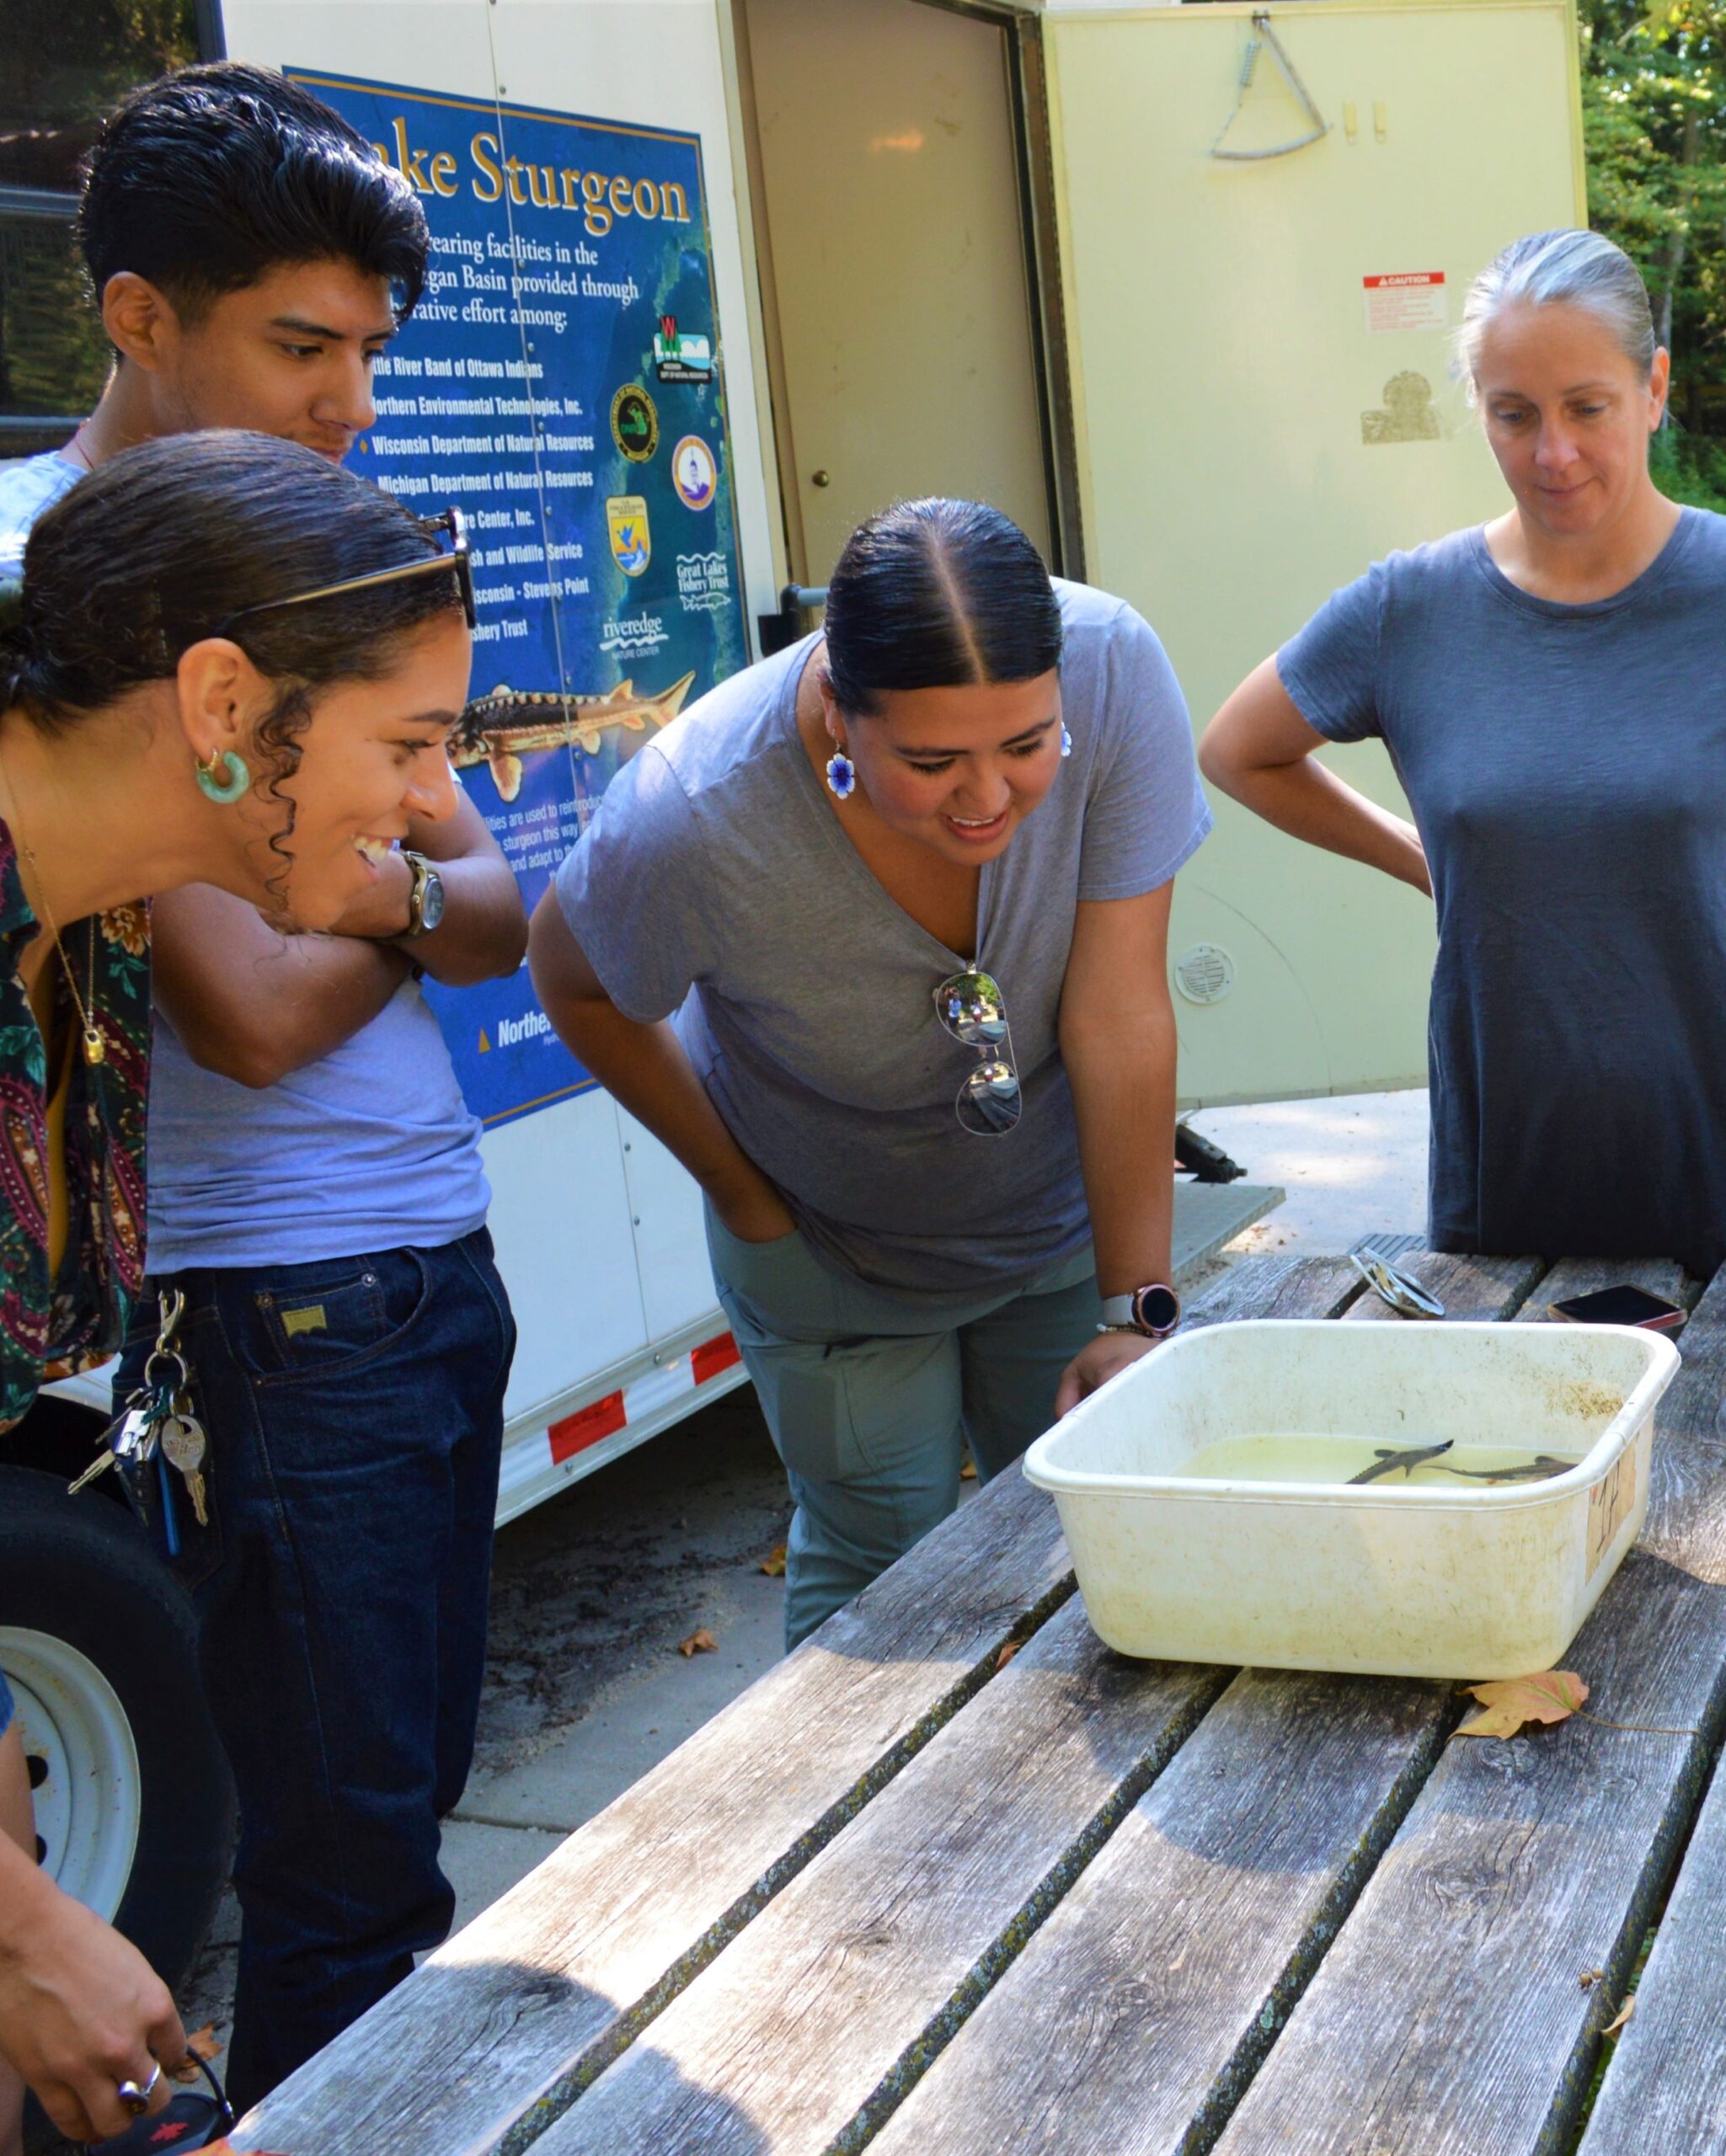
[{"left": 1582, "top": 0, "right": 1726, "bottom": 437}]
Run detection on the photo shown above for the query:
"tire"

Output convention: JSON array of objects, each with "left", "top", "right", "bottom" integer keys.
[{"left": 0, "top": 1465, "right": 235, "bottom": 1993}]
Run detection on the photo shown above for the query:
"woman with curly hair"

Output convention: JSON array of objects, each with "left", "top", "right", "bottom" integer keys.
[{"left": 0, "top": 427, "right": 473, "bottom": 2151}]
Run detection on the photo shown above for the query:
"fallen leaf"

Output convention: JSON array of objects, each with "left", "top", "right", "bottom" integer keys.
[
  {"left": 758, "top": 1544, "right": 787, "bottom": 1577},
  {"left": 1603, "top": 1994, "right": 1637, "bottom": 2036},
  {"left": 1455, "top": 1670, "right": 1589, "bottom": 1739},
  {"left": 996, "top": 1641, "right": 1020, "bottom": 1671},
  {"left": 679, "top": 1627, "right": 719, "bottom": 1657},
  {"left": 959, "top": 1459, "right": 978, "bottom": 1481},
  {"left": 1579, "top": 1968, "right": 1606, "bottom": 1992},
  {"left": 167, "top": 2025, "right": 221, "bottom": 2080}
]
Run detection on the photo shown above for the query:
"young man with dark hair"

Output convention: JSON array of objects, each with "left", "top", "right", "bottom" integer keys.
[{"left": 0, "top": 61, "right": 525, "bottom": 2124}]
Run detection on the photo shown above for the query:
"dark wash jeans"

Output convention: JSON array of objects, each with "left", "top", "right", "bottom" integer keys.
[{"left": 115, "top": 1228, "right": 516, "bottom": 2115}]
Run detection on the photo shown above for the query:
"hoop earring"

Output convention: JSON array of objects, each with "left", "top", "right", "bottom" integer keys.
[
  {"left": 195, "top": 750, "right": 251, "bottom": 805},
  {"left": 825, "top": 749, "right": 856, "bottom": 801},
  {"left": 1060, "top": 726, "right": 1073, "bottom": 760}
]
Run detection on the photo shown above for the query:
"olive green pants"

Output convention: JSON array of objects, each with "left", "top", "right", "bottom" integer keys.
[{"left": 706, "top": 1207, "right": 1098, "bottom": 1647}]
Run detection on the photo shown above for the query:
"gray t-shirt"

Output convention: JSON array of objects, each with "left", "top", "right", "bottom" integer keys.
[
  {"left": 557, "top": 579, "right": 1210, "bottom": 1294},
  {"left": 1280, "top": 508, "right": 1726, "bottom": 1275}
]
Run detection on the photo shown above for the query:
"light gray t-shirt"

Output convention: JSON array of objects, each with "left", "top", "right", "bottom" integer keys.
[
  {"left": 1280, "top": 509, "right": 1726, "bottom": 1275},
  {"left": 557, "top": 579, "right": 1210, "bottom": 1294}
]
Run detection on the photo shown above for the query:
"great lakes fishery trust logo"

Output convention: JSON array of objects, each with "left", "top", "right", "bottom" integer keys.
[{"left": 610, "top": 382, "right": 659, "bottom": 462}]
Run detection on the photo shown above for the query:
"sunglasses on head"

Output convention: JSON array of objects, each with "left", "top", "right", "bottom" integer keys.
[{"left": 210, "top": 505, "right": 477, "bottom": 637}]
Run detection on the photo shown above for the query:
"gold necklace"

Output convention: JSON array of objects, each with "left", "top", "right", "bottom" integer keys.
[{"left": 0, "top": 755, "right": 106, "bottom": 1065}]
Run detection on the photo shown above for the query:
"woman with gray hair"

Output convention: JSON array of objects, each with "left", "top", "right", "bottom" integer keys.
[{"left": 1200, "top": 228, "right": 1726, "bottom": 1272}]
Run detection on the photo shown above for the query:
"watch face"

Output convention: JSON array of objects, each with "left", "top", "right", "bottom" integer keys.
[
  {"left": 1134, "top": 1284, "right": 1181, "bottom": 1334},
  {"left": 417, "top": 865, "right": 446, "bottom": 934}
]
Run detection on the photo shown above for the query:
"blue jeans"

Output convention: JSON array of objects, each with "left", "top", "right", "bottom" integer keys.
[
  {"left": 707, "top": 1209, "right": 1098, "bottom": 1648},
  {"left": 115, "top": 1229, "right": 515, "bottom": 2115}
]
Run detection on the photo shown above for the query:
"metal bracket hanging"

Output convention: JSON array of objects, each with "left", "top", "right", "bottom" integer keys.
[{"left": 1210, "top": 12, "right": 1330, "bottom": 163}]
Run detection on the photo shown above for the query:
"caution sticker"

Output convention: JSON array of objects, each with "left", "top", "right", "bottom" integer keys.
[{"left": 1362, "top": 271, "right": 1447, "bottom": 335}]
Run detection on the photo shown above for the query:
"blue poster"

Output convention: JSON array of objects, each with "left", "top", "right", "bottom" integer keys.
[{"left": 291, "top": 72, "right": 750, "bottom": 1127}]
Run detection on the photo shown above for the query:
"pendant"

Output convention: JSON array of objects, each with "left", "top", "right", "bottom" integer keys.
[{"left": 83, "top": 1025, "right": 105, "bottom": 1066}]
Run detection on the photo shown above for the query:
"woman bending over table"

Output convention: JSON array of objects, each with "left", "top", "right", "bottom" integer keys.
[
  {"left": 1201, "top": 228, "right": 1726, "bottom": 1276},
  {"left": 531, "top": 498, "right": 1210, "bottom": 1646},
  {"left": 0, "top": 429, "right": 473, "bottom": 2150}
]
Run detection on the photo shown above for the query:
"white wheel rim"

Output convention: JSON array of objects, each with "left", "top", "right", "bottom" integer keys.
[{"left": 1, "top": 1625, "right": 142, "bottom": 1919}]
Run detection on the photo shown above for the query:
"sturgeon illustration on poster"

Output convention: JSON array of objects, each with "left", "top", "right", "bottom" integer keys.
[{"left": 291, "top": 72, "right": 749, "bottom": 1126}]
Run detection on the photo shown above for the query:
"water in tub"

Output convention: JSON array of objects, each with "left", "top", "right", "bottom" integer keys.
[{"left": 1170, "top": 1434, "right": 1580, "bottom": 1487}]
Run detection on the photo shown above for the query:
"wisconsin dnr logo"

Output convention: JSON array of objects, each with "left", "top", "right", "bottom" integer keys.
[
  {"left": 607, "top": 494, "right": 651, "bottom": 577},
  {"left": 653, "top": 314, "right": 714, "bottom": 384},
  {"left": 610, "top": 383, "right": 659, "bottom": 463}
]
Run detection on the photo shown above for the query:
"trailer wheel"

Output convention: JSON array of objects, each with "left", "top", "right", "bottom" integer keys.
[{"left": 0, "top": 1465, "right": 234, "bottom": 1992}]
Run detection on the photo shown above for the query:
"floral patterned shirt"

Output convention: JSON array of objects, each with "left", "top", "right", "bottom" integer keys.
[{"left": 0, "top": 816, "right": 149, "bottom": 1433}]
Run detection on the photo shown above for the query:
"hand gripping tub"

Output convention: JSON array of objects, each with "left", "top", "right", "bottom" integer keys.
[{"left": 1023, "top": 1320, "right": 1680, "bottom": 1678}]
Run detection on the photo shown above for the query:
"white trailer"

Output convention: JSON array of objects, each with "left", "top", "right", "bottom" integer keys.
[{"left": 0, "top": 0, "right": 1584, "bottom": 2021}]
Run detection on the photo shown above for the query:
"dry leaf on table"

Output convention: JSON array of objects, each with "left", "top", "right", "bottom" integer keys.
[
  {"left": 758, "top": 1545, "right": 787, "bottom": 1577},
  {"left": 1455, "top": 1670, "right": 1589, "bottom": 1739},
  {"left": 678, "top": 1627, "right": 719, "bottom": 1657},
  {"left": 996, "top": 1641, "right": 1020, "bottom": 1671},
  {"left": 1603, "top": 1995, "right": 1637, "bottom": 2036},
  {"left": 959, "top": 1459, "right": 978, "bottom": 1481}
]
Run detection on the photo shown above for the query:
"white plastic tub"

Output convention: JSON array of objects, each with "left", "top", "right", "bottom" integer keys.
[{"left": 1023, "top": 1320, "right": 1680, "bottom": 1678}]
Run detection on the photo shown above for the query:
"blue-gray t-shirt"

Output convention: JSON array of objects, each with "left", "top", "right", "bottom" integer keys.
[
  {"left": 0, "top": 448, "right": 490, "bottom": 1271},
  {"left": 557, "top": 579, "right": 1211, "bottom": 1294},
  {"left": 1280, "top": 509, "right": 1726, "bottom": 1275}
]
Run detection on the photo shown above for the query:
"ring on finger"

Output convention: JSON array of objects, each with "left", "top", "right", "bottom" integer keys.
[{"left": 116, "top": 2062, "right": 163, "bottom": 2116}]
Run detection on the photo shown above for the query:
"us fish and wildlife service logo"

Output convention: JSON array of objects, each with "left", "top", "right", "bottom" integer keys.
[
  {"left": 653, "top": 314, "right": 714, "bottom": 385},
  {"left": 607, "top": 495, "right": 651, "bottom": 577},
  {"left": 671, "top": 435, "right": 719, "bottom": 513},
  {"left": 610, "top": 383, "right": 659, "bottom": 463}
]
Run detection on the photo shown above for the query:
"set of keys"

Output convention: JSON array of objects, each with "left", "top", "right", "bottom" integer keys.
[{"left": 68, "top": 1288, "right": 210, "bottom": 1529}]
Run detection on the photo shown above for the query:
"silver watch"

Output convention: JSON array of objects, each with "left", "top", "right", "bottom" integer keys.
[{"left": 1098, "top": 1284, "right": 1182, "bottom": 1339}]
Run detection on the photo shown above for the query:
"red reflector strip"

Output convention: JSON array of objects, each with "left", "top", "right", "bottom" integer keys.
[
  {"left": 692, "top": 1331, "right": 742, "bottom": 1385},
  {"left": 550, "top": 1390, "right": 627, "bottom": 1462}
]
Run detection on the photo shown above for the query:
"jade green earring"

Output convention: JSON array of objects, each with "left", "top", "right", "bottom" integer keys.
[{"left": 195, "top": 750, "right": 250, "bottom": 804}]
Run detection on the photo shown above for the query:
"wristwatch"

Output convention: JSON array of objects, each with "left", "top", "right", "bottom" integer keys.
[
  {"left": 1098, "top": 1283, "right": 1182, "bottom": 1339},
  {"left": 401, "top": 851, "right": 446, "bottom": 939}
]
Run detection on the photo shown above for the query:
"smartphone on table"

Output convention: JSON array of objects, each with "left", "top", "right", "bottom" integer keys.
[{"left": 1548, "top": 1284, "right": 1686, "bottom": 1332}]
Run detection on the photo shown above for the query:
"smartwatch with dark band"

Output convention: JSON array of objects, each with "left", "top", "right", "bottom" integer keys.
[{"left": 1098, "top": 1283, "right": 1182, "bottom": 1339}]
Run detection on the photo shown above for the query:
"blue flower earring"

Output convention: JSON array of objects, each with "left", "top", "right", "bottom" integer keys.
[
  {"left": 1060, "top": 725, "right": 1073, "bottom": 760},
  {"left": 825, "top": 744, "right": 856, "bottom": 800}
]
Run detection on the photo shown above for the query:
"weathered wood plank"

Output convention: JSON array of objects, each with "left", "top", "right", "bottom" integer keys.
[
  {"left": 1577, "top": 1739, "right": 1726, "bottom": 2152},
  {"left": 234, "top": 1258, "right": 1347, "bottom": 2156},
  {"left": 1200, "top": 1268, "right": 1726, "bottom": 2156},
  {"left": 1512, "top": 1257, "right": 1696, "bottom": 1326},
  {"left": 234, "top": 1457, "right": 1075, "bottom": 2156},
  {"left": 527, "top": 1598, "right": 1227, "bottom": 2156},
  {"left": 1180, "top": 1252, "right": 1365, "bottom": 1330},
  {"left": 1344, "top": 1246, "right": 1547, "bottom": 1322},
  {"left": 858, "top": 1669, "right": 1454, "bottom": 2156},
  {"left": 1637, "top": 1266, "right": 1726, "bottom": 1583}
]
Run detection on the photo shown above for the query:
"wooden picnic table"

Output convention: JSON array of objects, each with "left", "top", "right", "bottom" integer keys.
[{"left": 232, "top": 1248, "right": 1726, "bottom": 2156}]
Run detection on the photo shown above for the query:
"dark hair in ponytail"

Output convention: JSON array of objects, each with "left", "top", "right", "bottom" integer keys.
[
  {"left": 821, "top": 499, "right": 1062, "bottom": 718},
  {"left": 0, "top": 431, "right": 464, "bottom": 881}
]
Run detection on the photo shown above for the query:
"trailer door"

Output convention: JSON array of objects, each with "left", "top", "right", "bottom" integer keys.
[{"left": 1044, "top": 0, "right": 1585, "bottom": 1106}]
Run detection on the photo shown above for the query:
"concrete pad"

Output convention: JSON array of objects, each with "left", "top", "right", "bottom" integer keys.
[
  {"left": 1186, "top": 1088, "right": 1428, "bottom": 1257},
  {"left": 439, "top": 1817, "right": 568, "bottom": 1935},
  {"left": 457, "top": 1562, "right": 788, "bottom": 1833}
]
